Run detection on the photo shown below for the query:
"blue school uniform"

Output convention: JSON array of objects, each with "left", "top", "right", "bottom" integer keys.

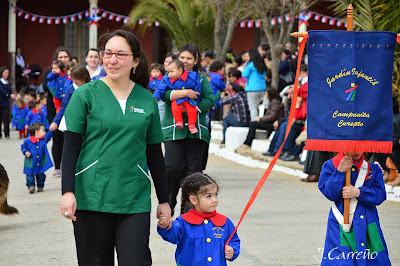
[
  {"left": 318, "top": 153, "right": 391, "bottom": 265},
  {"left": 47, "top": 72, "right": 67, "bottom": 99},
  {"left": 53, "top": 83, "right": 78, "bottom": 125},
  {"left": 25, "top": 109, "right": 46, "bottom": 127},
  {"left": 11, "top": 103, "right": 17, "bottom": 128},
  {"left": 14, "top": 105, "right": 29, "bottom": 130},
  {"left": 209, "top": 72, "right": 226, "bottom": 116},
  {"left": 41, "top": 106, "right": 49, "bottom": 130},
  {"left": 154, "top": 71, "right": 201, "bottom": 106},
  {"left": 148, "top": 74, "right": 163, "bottom": 93},
  {"left": 157, "top": 209, "right": 240, "bottom": 266},
  {"left": 21, "top": 131, "right": 54, "bottom": 175}
]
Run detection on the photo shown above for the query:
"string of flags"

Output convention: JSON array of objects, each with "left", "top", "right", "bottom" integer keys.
[{"left": 13, "top": 6, "right": 345, "bottom": 29}]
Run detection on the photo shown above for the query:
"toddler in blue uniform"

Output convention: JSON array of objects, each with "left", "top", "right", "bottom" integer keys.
[
  {"left": 158, "top": 172, "right": 240, "bottom": 265},
  {"left": 319, "top": 152, "right": 391, "bottom": 265},
  {"left": 47, "top": 60, "right": 67, "bottom": 113},
  {"left": 21, "top": 123, "right": 54, "bottom": 194}
]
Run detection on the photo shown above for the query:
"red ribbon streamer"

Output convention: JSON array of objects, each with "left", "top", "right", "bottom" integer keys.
[{"left": 225, "top": 34, "right": 309, "bottom": 247}]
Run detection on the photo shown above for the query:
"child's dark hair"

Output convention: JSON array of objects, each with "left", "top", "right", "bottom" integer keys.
[
  {"left": 300, "top": 64, "right": 308, "bottom": 73},
  {"left": 180, "top": 172, "right": 219, "bottom": 214},
  {"left": 209, "top": 60, "right": 224, "bottom": 72},
  {"left": 38, "top": 92, "right": 47, "bottom": 102},
  {"left": 52, "top": 60, "right": 65, "bottom": 71},
  {"left": 28, "top": 123, "right": 44, "bottom": 136},
  {"left": 169, "top": 59, "right": 184, "bottom": 71},
  {"left": 65, "top": 61, "right": 77, "bottom": 72},
  {"left": 150, "top": 63, "right": 165, "bottom": 75},
  {"left": 70, "top": 64, "right": 91, "bottom": 83},
  {"left": 228, "top": 68, "right": 241, "bottom": 79},
  {"left": 232, "top": 84, "right": 244, "bottom": 93}
]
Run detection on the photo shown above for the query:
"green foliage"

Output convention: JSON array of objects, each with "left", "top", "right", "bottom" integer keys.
[
  {"left": 128, "top": 0, "right": 214, "bottom": 52},
  {"left": 331, "top": 0, "right": 400, "bottom": 96}
]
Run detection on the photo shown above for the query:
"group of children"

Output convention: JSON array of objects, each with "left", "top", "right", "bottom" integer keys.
[{"left": 14, "top": 63, "right": 91, "bottom": 194}]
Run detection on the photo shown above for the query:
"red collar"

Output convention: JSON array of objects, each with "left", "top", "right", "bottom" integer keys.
[
  {"left": 67, "top": 76, "right": 72, "bottom": 80},
  {"left": 181, "top": 209, "right": 227, "bottom": 226},
  {"left": 31, "top": 109, "right": 42, "bottom": 115},
  {"left": 210, "top": 71, "right": 224, "bottom": 79},
  {"left": 332, "top": 152, "right": 370, "bottom": 180},
  {"left": 170, "top": 70, "right": 188, "bottom": 84},
  {"left": 29, "top": 136, "right": 44, "bottom": 143},
  {"left": 60, "top": 71, "right": 66, "bottom": 78},
  {"left": 150, "top": 74, "right": 163, "bottom": 82}
]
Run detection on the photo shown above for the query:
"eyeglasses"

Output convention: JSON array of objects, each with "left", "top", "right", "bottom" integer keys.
[{"left": 101, "top": 51, "right": 133, "bottom": 60}]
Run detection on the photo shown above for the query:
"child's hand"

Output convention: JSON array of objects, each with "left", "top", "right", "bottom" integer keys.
[
  {"left": 158, "top": 214, "right": 168, "bottom": 229},
  {"left": 342, "top": 186, "right": 360, "bottom": 199},
  {"left": 25, "top": 124, "right": 28, "bottom": 130},
  {"left": 225, "top": 245, "right": 234, "bottom": 260},
  {"left": 25, "top": 151, "right": 31, "bottom": 158},
  {"left": 49, "top": 122, "right": 58, "bottom": 132},
  {"left": 337, "top": 156, "right": 353, "bottom": 172}
]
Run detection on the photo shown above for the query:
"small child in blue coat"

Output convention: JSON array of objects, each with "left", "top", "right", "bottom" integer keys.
[
  {"left": 25, "top": 96, "right": 46, "bottom": 131},
  {"left": 13, "top": 97, "right": 29, "bottom": 138},
  {"left": 209, "top": 60, "right": 226, "bottom": 120},
  {"left": 154, "top": 59, "right": 201, "bottom": 134},
  {"left": 158, "top": 172, "right": 240, "bottom": 265},
  {"left": 47, "top": 60, "right": 67, "bottom": 113},
  {"left": 21, "top": 123, "right": 54, "bottom": 194},
  {"left": 318, "top": 152, "right": 391, "bottom": 265},
  {"left": 149, "top": 63, "right": 166, "bottom": 124}
]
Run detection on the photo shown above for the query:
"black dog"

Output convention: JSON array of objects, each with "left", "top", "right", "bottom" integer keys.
[{"left": 0, "top": 164, "right": 18, "bottom": 215}]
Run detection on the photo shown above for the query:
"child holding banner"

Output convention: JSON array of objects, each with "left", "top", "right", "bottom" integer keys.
[
  {"left": 157, "top": 172, "right": 240, "bottom": 265},
  {"left": 318, "top": 152, "right": 391, "bottom": 265}
]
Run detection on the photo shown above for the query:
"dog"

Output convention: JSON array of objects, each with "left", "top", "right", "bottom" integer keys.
[{"left": 0, "top": 164, "right": 18, "bottom": 215}]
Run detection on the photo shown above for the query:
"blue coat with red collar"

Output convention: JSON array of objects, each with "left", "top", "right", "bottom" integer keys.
[
  {"left": 154, "top": 71, "right": 201, "bottom": 106},
  {"left": 209, "top": 72, "right": 226, "bottom": 110},
  {"left": 157, "top": 209, "right": 240, "bottom": 266},
  {"left": 25, "top": 108, "right": 46, "bottom": 127},
  {"left": 149, "top": 74, "right": 163, "bottom": 93},
  {"left": 13, "top": 105, "right": 29, "bottom": 130},
  {"left": 47, "top": 72, "right": 67, "bottom": 99},
  {"left": 21, "top": 131, "right": 54, "bottom": 175},
  {"left": 318, "top": 153, "right": 390, "bottom": 265}
]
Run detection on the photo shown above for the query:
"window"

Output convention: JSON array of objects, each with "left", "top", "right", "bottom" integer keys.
[{"left": 64, "top": 20, "right": 89, "bottom": 63}]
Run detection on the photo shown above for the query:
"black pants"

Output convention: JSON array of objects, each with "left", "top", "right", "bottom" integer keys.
[
  {"left": 304, "top": 151, "right": 331, "bottom": 175},
  {"left": 164, "top": 138, "right": 205, "bottom": 212},
  {"left": 73, "top": 210, "right": 151, "bottom": 266},
  {"left": 0, "top": 106, "right": 10, "bottom": 138},
  {"left": 244, "top": 121, "right": 274, "bottom": 146},
  {"left": 52, "top": 130, "right": 64, "bottom": 169}
]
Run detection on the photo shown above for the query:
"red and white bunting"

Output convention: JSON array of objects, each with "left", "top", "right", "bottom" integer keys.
[
  {"left": 13, "top": 7, "right": 18, "bottom": 14},
  {"left": 138, "top": 19, "right": 144, "bottom": 25},
  {"left": 85, "top": 10, "right": 90, "bottom": 17},
  {"left": 39, "top": 17, "right": 45, "bottom": 23},
  {"left": 63, "top": 17, "right": 68, "bottom": 24},
  {"left": 336, "top": 20, "right": 343, "bottom": 27},
  {"left": 329, "top": 18, "right": 335, "bottom": 25},
  {"left": 18, "top": 10, "right": 24, "bottom": 17},
  {"left": 155, "top": 21, "right": 160, "bottom": 27},
  {"left": 307, "top": 11, "right": 314, "bottom": 19},
  {"left": 247, "top": 20, "right": 254, "bottom": 28},
  {"left": 240, "top": 20, "right": 246, "bottom": 28},
  {"left": 314, "top": 13, "right": 321, "bottom": 20},
  {"left": 123, "top": 17, "right": 129, "bottom": 24},
  {"left": 284, "top": 13, "right": 291, "bottom": 21},
  {"left": 277, "top": 16, "right": 282, "bottom": 24},
  {"left": 55, "top": 17, "right": 61, "bottom": 24},
  {"left": 321, "top": 16, "right": 328, "bottom": 23},
  {"left": 271, "top": 17, "right": 277, "bottom": 25},
  {"left": 102, "top": 11, "right": 109, "bottom": 18},
  {"left": 71, "top": 15, "right": 76, "bottom": 22},
  {"left": 47, "top": 18, "right": 52, "bottom": 24},
  {"left": 24, "top": 13, "right": 31, "bottom": 20},
  {"left": 115, "top": 15, "right": 122, "bottom": 22},
  {"left": 109, "top": 13, "right": 115, "bottom": 20},
  {"left": 255, "top": 19, "right": 262, "bottom": 28},
  {"left": 78, "top": 12, "right": 83, "bottom": 20}
]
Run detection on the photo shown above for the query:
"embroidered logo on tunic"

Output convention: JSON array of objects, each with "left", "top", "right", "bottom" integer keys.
[
  {"left": 130, "top": 106, "right": 145, "bottom": 114},
  {"left": 212, "top": 227, "right": 224, "bottom": 238},
  {"left": 345, "top": 83, "right": 358, "bottom": 101}
]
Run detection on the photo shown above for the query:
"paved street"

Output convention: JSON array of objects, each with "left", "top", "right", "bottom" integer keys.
[{"left": 0, "top": 130, "right": 399, "bottom": 265}]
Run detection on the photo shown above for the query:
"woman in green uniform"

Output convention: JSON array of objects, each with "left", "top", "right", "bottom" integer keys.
[
  {"left": 161, "top": 44, "right": 215, "bottom": 214},
  {"left": 59, "top": 30, "right": 171, "bottom": 265}
]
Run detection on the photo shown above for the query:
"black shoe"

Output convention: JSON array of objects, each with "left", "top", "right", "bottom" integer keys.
[
  {"left": 262, "top": 151, "right": 275, "bottom": 156},
  {"left": 281, "top": 154, "right": 300, "bottom": 161},
  {"left": 221, "top": 139, "right": 225, "bottom": 145},
  {"left": 279, "top": 151, "right": 289, "bottom": 159}
]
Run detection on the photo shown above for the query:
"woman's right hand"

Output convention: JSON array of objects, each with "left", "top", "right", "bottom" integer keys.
[{"left": 60, "top": 192, "right": 77, "bottom": 221}]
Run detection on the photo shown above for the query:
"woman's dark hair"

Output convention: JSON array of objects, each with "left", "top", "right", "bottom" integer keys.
[
  {"left": 0, "top": 66, "right": 9, "bottom": 78},
  {"left": 52, "top": 47, "right": 72, "bottom": 62},
  {"left": 232, "top": 84, "right": 244, "bottom": 93},
  {"left": 228, "top": 68, "right": 241, "bottom": 79},
  {"left": 150, "top": 63, "right": 165, "bottom": 75},
  {"left": 300, "top": 64, "right": 308, "bottom": 73},
  {"left": 266, "top": 87, "right": 281, "bottom": 101},
  {"left": 52, "top": 60, "right": 65, "bottom": 71},
  {"left": 178, "top": 44, "right": 201, "bottom": 72},
  {"left": 249, "top": 48, "right": 267, "bottom": 74},
  {"left": 85, "top": 48, "right": 100, "bottom": 57},
  {"left": 70, "top": 64, "right": 91, "bottom": 83},
  {"left": 234, "top": 55, "right": 242, "bottom": 66},
  {"left": 180, "top": 172, "right": 219, "bottom": 214},
  {"left": 100, "top": 30, "right": 149, "bottom": 88},
  {"left": 209, "top": 60, "right": 224, "bottom": 72},
  {"left": 165, "top": 52, "right": 177, "bottom": 60}
]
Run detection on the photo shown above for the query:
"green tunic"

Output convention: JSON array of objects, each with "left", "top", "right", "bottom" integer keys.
[
  {"left": 64, "top": 80, "right": 163, "bottom": 214},
  {"left": 161, "top": 74, "right": 215, "bottom": 143}
]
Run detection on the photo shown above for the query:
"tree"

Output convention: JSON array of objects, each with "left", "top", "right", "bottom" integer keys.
[
  {"left": 253, "top": 0, "right": 318, "bottom": 90},
  {"left": 331, "top": 0, "right": 400, "bottom": 96},
  {"left": 128, "top": 0, "right": 215, "bottom": 52},
  {"left": 207, "top": 0, "right": 255, "bottom": 60}
]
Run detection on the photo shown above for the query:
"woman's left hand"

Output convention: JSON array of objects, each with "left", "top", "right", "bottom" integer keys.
[{"left": 157, "top": 202, "right": 172, "bottom": 229}]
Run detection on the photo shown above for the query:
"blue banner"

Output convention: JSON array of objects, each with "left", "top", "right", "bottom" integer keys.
[{"left": 305, "top": 31, "right": 396, "bottom": 153}]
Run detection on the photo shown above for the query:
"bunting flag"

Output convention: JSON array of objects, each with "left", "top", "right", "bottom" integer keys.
[
  {"left": 247, "top": 20, "right": 254, "bottom": 28},
  {"left": 329, "top": 18, "right": 336, "bottom": 25},
  {"left": 271, "top": 17, "right": 277, "bottom": 26},
  {"left": 155, "top": 21, "right": 160, "bottom": 27},
  {"left": 305, "top": 31, "right": 397, "bottom": 153},
  {"left": 314, "top": 13, "right": 321, "bottom": 21},
  {"left": 255, "top": 19, "right": 262, "bottom": 28},
  {"left": 284, "top": 13, "right": 291, "bottom": 22},
  {"left": 240, "top": 20, "right": 246, "bottom": 28}
]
